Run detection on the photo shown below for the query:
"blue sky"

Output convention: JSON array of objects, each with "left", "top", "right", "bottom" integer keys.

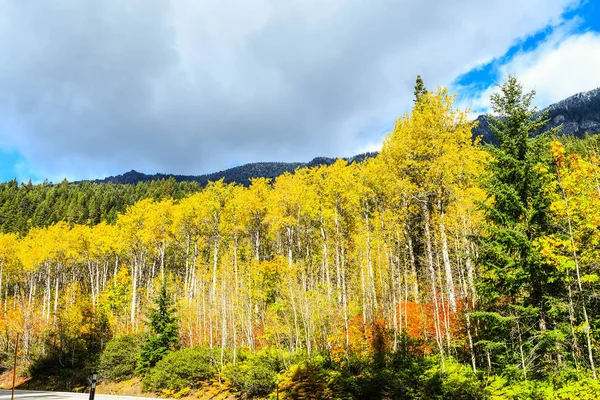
[
  {"left": 0, "top": 149, "right": 32, "bottom": 182},
  {"left": 452, "top": 0, "right": 600, "bottom": 115},
  {"left": 1, "top": 0, "right": 599, "bottom": 183},
  {"left": 455, "top": 0, "right": 600, "bottom": 91}
]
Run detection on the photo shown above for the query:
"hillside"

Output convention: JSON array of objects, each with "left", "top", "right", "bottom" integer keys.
[
  {"left": 89, "top": 153, "right": 378, "bottom": 186},
  {"left": 1, "top": 87, "right": 598, "bottom": 235},
  {"left": 0, "top": 153, "right": 377, "bottom": 234}
]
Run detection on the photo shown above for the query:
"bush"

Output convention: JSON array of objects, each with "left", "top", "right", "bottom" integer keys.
[
  {"left": 99, "top": 334, "right": 143, "bottom": 382},
  {"left": 340, "top": 333, "right": 428, "bottom": 399},
  {"left": 484, "top": 375, "right": 552, "bottom": 400},
  {"left": 0, "top": 351, "right": 10, "bottom": 371},
  {"left": 419, "top": 356, "right": 485, "bottom": 400},
  {"left": 554, "top": 375, "right": 600, "bottom": 400},
  {"left": 484, "top": 372, "right": 600, "bottom": 400},
  {"left": 277, "top": 356, "right": 345, "bottom": 400},
  {"left": 143, "top": 346, "right": 218, "bottom": 392},
  {"left": 225, "top": 349, "right": 287, "bottom": 398}
]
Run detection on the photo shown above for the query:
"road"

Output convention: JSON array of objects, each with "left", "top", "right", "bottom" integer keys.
[{"left": 0, "top": 390, "right": 160, "bottom": 399}]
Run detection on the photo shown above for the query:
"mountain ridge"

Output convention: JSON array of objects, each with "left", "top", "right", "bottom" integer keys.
[
  {"left": 472, "top": 86, "right": 600, "bottom": 143},
  {"left": 88, "top": 153, "right": 378, "bottom": 186},
  {"left": 87, "top": 86, "right": 600, "bottom": 186}
]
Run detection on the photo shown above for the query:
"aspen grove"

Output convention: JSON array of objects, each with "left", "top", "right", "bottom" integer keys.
[{"left": 1, "top": 81, "right": 600, "bottom": 398}]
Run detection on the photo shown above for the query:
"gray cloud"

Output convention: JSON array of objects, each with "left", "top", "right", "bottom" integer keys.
[{"left": 0, "top": 0, "right": 577, "bottom": 181}]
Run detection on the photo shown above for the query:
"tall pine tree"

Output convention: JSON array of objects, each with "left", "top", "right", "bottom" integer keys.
[
  {"left": 414, "top": 75, "right": 427, "bottom": 103},
  {"left": 139, "top": 283, "right": 179, "bottom": 371},
  {"left": 476, "top": 76, "right": 562, "bottom": 377}
]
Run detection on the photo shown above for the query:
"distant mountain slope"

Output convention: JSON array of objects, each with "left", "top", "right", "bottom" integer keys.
[
  {"left": 91, "top": 152, "right": 378, "bottom": 186},
  {"left": 472, "top": 87, "right": 600, "bottom": 143},
  {"left": 89, "top": 87, "right": 600, "bottom": 186}
]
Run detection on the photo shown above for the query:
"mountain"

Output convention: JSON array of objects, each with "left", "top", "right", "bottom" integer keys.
[
  {"left": 472, "top": 87, "right": 600, "bottom": 143},
  {"left": 90, "top": 152, "right": 378, "bottom": 186},
  {"left": 89, "top": 87, "right": 600, "bottom": 186}
]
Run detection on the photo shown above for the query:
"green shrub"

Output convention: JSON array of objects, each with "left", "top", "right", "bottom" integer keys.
[
  {"left": 277, "top": 356, "right": 345, "bottom": 400},
  {"left": 554, "top": 375, "right": 600, "bottom": 400},
  {"left": 484, "top": 375, "right": 552, "bottom": 400},
  {"left": 99, "top": 334, "right": 143, "bottom": 382},
  {"left": 0, "top": 351, "right": 10, "bottom": 368},
  {"left": 419, "top": 356, "right": 485, "bottom": 400},
  {"left": 341, "top": 333, "right": 428, "bottom": 399},
  {"left": 143, "top": 346, "right": 218, "bottom": 392},
  {"left": 225, "top": 349, "right": 286, "bottom": 398}
]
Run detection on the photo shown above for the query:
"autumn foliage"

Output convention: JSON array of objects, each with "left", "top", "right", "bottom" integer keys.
[{"left": 0, "top": 80, "right": 599, "bottom": 398}]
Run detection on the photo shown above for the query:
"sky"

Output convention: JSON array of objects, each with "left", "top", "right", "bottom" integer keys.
[{"left": 0, "top": 0, "right": 599, "bottom": 183}]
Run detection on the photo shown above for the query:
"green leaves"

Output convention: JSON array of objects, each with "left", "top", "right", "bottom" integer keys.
[
  {"left": 138, "top": 283, "right": 179, "bottom": 372},
  {"left": 142, "top": 346, "right": 218, "bottom": 392},
  {"left": 99, "top": 334, "right": 143, "bottom": 381}
]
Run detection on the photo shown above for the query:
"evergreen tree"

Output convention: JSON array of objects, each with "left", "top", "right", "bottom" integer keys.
[
  {"left": 476, "top": 76, "right": 562, "bottom": 376},
  {"left": 139, "top": 283, "right": 179, "bottom": 372},
  {"left": 413, "top": 75, "right": 427, "bottom": 103}
]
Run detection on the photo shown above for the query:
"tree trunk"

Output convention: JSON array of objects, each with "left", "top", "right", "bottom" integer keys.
[
  {"left": 438, "top": 199, "right": 456, "bottom": 312},
  {"left": 559, "top": 176, "right": 597, "bottom": 379},
  {"left": 365, "top": 205, "right": 377, "bottom": 312},
  {"left": 422, "top": 200, "right": 445, "bottom": 373},
  {"left": 131, "top": 254, "right": 138, "bottom": 330},
  {"left": 462, "top": 217, "right": 477, "bottom": 307},
  {"left": 405, "top": 226, "right": 419, "bottom": 303}
]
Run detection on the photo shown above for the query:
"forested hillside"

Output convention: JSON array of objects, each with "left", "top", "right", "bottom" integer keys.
[
  {"left": 1, "top": 78, "right": 599, "bottom": 399},
  {"left": 1, "top": 87, "right": 597, "bottom": 238},
  {"left": 0, "top": 178, "right": 203, "bottom": 235},
  {"left": 90, "top": 153, "right": 377, "bottom": 185},
  {"left": 0, "top": 155, "right": 377, "bottom": 236}
]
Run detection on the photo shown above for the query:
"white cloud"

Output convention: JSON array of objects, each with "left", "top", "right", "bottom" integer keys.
[
  {"left": 456, "top": 85, "right": 499, "bottom": 119},
  {"left": 0, "top": 0, "right": 581, "bottom": 181},
  {"left": 456, "top": 20, "right": 600, "bottom": 115},
  {"left": 506, "top": 31, "right": 600, "bottom": 107}
]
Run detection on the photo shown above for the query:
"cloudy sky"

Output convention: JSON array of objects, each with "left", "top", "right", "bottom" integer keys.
[{"left": 0, "top": 0, "right": 599, "bottom": 182}]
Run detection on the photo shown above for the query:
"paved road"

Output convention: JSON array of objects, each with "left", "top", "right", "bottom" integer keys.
[{"left": 0, "top": 390, "right": 160, "bottom": 399}]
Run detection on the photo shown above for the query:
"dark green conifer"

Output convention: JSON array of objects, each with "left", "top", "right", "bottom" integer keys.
[
  {"left": 476, "top": 75, "right": 563, "bottom": 377},
  {"left": 138, "top": 283, "right": 179, "bottom": 372},
  {"left": 480, "top": 75, "right": 558, "bottom": 304},
  {"left": 413, "top": 75, "right": 427, "bottom": 103}
]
